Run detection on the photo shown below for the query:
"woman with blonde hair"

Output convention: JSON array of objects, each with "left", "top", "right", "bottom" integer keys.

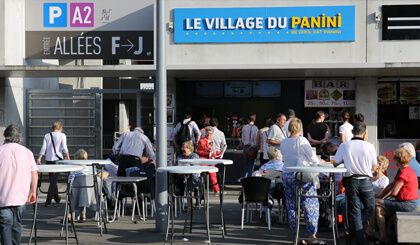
[
  {"left": 69, "top": 149, "right": 96, "bottom": 222},
  {"left": 281, "top": 118, "right": 326, "bottom": 244},
  {"left": 372, "top": 156, "right": 390, "bottom": 198}
]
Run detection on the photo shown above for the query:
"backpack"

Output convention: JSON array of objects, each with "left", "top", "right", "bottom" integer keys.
[{"left": 176, "top": 120, "right": 193, "bottom": 146}]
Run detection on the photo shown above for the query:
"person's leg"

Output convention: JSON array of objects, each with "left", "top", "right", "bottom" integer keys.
[
  {"left": 301, "top": 182, "right": 319, "bottom": 236},
  {"left": 242, "top": 146, "right": 250, "bottom": 177},
  {"left": 375, "top": 199, "right": 389, "bottom": 242},
  {"left": 11, "top": 205, "right": 25, "bottom": 245},
  {"left": 209, "top": 172, "right": 219, "bottom": 193},
  {"left": 0, "top": 207, "right": 13, "bottom": 245},
  {"left": 359, "top": 179, "right": 374, "bottom": 226},
  {"left": 46, "top": 161, "right": 59, "bottom": 205},
  {"left": 282, "top": 173, "right": 296, "bottom": 231},
  {"left": 345, "top": 178, "right": 365, "bottom": 245}
]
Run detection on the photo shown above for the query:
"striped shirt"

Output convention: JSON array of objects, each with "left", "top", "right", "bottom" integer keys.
[{"left": 112, "top": 130, "right": 155, "bottom": 160}]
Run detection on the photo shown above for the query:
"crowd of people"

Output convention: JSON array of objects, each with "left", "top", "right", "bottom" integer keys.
[
  {"left": 1, "top": 108, "right": 420, "bottom": 245},
  {"left": 239, "top": 110, "right": 420, "bottom": 245}
]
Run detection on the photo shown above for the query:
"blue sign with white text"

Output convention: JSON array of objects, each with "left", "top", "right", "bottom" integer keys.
[
  {"left": 174, "top": 6, "right": 355, "bottom": 43},
  {"left": 44, "top": 3, "right": 68, "bottom": 27}
]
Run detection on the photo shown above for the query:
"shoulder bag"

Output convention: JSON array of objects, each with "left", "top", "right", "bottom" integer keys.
[
  {"left": 50, "top": 132, "right": 64, "bottom": 161},
  {"left": 296, "top": 137, "right": 320, "bottom": 188},
  {"left": 246, "top": 125, "right": 258, "bottom": 160}
]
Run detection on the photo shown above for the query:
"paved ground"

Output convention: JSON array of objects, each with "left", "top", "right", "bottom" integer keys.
[{"left": 21, "top": 184, "right": 347, "bottom": 245}]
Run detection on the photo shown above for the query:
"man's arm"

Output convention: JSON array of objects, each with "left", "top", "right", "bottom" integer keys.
[
  {"left": 28, "top": 171, "right": 38, "bottom": 204},
  {"left": 267, "top": 139, "right": 281, "bottom": 145}
]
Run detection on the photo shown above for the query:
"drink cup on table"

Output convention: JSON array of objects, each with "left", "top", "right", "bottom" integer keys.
[{"left": 330, "top": 156, "right": 335, "bottom": 165}]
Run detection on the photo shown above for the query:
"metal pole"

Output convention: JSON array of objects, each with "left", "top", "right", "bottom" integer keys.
[
  {"left": 155, "top": 0, "right": 168, "bottom": 232},
  {"left": 136, "top": 92, "right": 141, "bottom": 128}
]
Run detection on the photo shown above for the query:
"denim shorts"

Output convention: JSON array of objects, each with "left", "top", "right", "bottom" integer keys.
[{"left": 384, "top": 199, "right": 418, "bottom": 212}]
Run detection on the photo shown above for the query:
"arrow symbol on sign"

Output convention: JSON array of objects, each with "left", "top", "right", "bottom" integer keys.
[{"left": 121, "top": 39, "right": 134, "bottom": 52}]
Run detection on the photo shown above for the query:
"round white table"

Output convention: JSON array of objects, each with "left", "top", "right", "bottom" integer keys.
[
  {"left": 57, "top": 160, "right": 112, "bottom": 235},
  {"left": 283, "top": 166, "right": 347, "bottom": 245},
  {"left": 157, "top": 166, "right": 218, "bottom": 245},
  {"left": 29, "top": 164, "right": 84, "bottom": 245},
  {"left": 107, "top": 176, "right": 147, "bottom": 223},
  {"left": 178, "top": 159, "right": 233, "bottom": 237}
]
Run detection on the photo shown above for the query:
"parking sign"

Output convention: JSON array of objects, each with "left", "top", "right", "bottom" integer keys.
[{"left": 43, "top": 3, "right": 67, "bottom": 27}]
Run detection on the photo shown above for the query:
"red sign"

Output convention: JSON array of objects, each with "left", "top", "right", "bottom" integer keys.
[{"left": 232, "top": 115, "right": 238, "bottom": 121}]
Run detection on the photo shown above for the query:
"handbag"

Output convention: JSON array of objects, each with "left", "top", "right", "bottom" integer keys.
[
  {"left": 50, "top": 132, "right": 64, "bottom": 160},
  {"left": 246, "top": 147, "right": 258, "bottom": 160},
  {"left": 296, "top": 137, "right": 320, "bottom": 188},
  {"left": 245, "top": 125, "right": 258, "bottom": 160}
]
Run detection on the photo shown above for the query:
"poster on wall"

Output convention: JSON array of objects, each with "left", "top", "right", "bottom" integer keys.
[
  {"left": 377, "top": 83, "right": 397, "bottom": 104},
  {"left": 304, "top": 80, "right": 355, "bottom": 107},
  {"left": 409, "top": 106, "right": 419, "bottom": 120},
  {"left": 400, "top": 82, "right": 420, "bottom": 104}
]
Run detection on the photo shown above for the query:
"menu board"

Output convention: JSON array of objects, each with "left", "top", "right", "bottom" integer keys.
[
  {"left": 378, "top": 83, "right": 397, "bottom": 104},
  {"left": 304, "top": 80, "right": 355, "bottom": 107},
  {"left": 224, "top": 81, "right": 253, "bottom": 98},
  {"left": 400, "top": 82, "right": 420, "bottom": 104}
]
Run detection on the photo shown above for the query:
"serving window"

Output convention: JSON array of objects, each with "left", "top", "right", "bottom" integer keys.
[{"left": 378, "top": 81, "right": 420, "bottom": 139}]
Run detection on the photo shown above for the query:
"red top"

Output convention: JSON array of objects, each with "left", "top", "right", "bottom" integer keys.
[
  {"left": 395, "top": 166, "right": 420, "bottom": 201},
  {"left": 197, "top": 138, "right": 211, "bottom": 159}
]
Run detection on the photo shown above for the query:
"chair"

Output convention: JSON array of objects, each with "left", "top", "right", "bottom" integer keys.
[
  {"left": 125, "top": 166, "right": 156, "bottom": 219},
  {"left": 240, "top": 177, "right": 272, "bottom": 230}
]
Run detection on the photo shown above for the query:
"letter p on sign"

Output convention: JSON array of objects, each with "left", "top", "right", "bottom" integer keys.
[{"left": 44, "top": 3, "right": 67, "bottom": 27}]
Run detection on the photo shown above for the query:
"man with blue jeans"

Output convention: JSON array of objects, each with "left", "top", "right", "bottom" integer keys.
[
  {"left": 334, "top": 122, "right": 378, "bottom": 245},
  {"left": 0, "top": 124, "right": 38, "bottom": 245}
]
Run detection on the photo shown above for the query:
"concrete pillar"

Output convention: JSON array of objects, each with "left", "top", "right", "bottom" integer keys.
[
  {"left": 355, "top": 76, "right": 378, "bottom": 150},
  {"left": 119, "top": 101, "right": 130, "bottom": 132}
]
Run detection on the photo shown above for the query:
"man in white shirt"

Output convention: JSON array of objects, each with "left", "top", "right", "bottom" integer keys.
[
  {"left": 333, "top": 122, "right": 378, "bottom": 245},
  {"left": 267, "top": 113, "right": 287, "bottom": 161}
]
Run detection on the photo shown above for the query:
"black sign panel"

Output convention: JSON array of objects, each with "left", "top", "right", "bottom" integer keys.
[
  {"left": 26, "top": 31, "right": 153, "bottom": 60},
  {"left": 382, "top": 5, "right": 420, "bottom": 40}
]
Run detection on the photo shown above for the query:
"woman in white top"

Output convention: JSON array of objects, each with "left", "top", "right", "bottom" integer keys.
[
  {"left": 281, "top": 118, "right": 326, "bottom": 244},
  {"left": 372, "top": 156, "right": 390, "bottom": 198},
  {"left": 37, "top": 121, "right": 70, "bottom": 206},
  {"left": 257, "top": 116, "right": 273, "bottom": 165},
  {"left": 241, "top": 112, "right": 259, "bottom": 178},
  {"left": 339, "top": 111, "right": 353, "bottom": 144}
]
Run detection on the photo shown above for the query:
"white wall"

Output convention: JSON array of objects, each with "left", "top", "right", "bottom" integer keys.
[
  {"left": 166, "top": 0, "right": 367, "bottom": 66},
  {"left": 367, "top": 0, "right": 420, "bottom": 63}
]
